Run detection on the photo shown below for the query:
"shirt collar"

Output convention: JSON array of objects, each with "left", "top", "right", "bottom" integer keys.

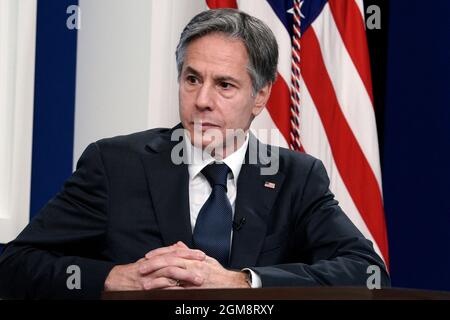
[{"left": 184, "top": 130, "right": 249, "bottom": 182}]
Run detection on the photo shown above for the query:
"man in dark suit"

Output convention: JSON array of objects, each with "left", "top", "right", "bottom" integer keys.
[{"left": 0, "top": 8, "right": 389, "bottom": 299}]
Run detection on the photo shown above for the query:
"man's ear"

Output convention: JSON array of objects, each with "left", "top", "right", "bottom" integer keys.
[{"left": 252, "top": 82, "right": 273, "bottom": 117}]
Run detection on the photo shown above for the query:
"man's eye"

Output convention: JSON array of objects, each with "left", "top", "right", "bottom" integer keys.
[
  {"left": 186, "top": 76, "right": 198, "bottom": 84},
  {"left": 219, "top": 82, "right": 233, "bottom": 90}
]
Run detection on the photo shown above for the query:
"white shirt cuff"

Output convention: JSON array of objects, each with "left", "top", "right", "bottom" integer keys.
[{"left": 242, "top": 268, "right": 262, "bottom": 288}]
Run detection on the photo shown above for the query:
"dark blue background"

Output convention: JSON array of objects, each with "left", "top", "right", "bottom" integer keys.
[
  {"left": 30, "top": 0, "right": 78, "bottom": 220},
  {"left": 383, "top": 0, "right": 450, "bottom": 291}
]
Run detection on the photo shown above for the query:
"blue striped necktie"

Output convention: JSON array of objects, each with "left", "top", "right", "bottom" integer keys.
[{"left": 193, "top": 162, "right": 232, "bottom": 267}]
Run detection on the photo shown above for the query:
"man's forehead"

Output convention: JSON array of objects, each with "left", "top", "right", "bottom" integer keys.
[
  {"left": 185, "top": 34, "right": 248, "bottom": 60},
  {"left": 182, "top": 35, "right": 249, "bottom": 77}
]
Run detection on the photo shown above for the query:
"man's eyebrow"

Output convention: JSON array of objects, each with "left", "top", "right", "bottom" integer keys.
[
  {"left": 183, "top": 66, "right": 241, "bottom": 84},
  {"left": 215, "top": 75, "right": 240, "bottom": 84},
  {"left": 183, "top": 66, "right": 201, "bottom": 76}
]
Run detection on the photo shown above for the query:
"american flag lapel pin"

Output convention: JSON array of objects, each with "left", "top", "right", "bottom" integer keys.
[{"left": 264, "top": 181, "right": 276, "bottom": 189}]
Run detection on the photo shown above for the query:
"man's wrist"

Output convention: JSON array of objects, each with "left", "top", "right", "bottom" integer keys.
[{"left": 227, "top": 270, "right": 251, "bottom": 288}]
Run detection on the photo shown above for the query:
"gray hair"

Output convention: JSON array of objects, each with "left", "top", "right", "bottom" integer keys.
[{"left": 175, "top": 8, "right": 278, "bottom": 94}]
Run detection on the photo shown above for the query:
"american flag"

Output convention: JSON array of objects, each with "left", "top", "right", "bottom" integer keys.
[{"left": 206, "top": 0, "right": 389, "bottom": 266}]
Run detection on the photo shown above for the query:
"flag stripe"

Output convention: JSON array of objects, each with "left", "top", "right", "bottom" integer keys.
[
  {"left": 299, "top": 76, "right": 384, "bottom": 261},
  {"left": 311, "top": 3, "right": 382, "bottom": 188},
  {"left": 301, "top": 27, "right": 389, "bottom": 263},
  {"left": 328, "top": 0, "right": 374, "bottom": 102},
  {"left": 206, "top": 0, "right": 237, "bottom": 9}
]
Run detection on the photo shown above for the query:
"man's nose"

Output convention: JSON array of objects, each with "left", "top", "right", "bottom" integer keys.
[{"left": 195, "top": 83, "right": 214, "bottom": 110}]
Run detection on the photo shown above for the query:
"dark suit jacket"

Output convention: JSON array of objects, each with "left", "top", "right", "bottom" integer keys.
[{"left": 0, "top": 124, "right": 390, "bottom": 299}]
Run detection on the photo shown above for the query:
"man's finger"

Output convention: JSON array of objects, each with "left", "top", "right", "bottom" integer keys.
[
  {"left": 146, "top": 266, "right": 204, "bottom": 288},
  {"left": 139, "top": 255, "right": 188, "bottom": 275},
  {"left": 144, "top": 247, "right": 205, "bottom": 261},
  {"left": 144, "top": 245, "right": 179, "bottom": 259},
  {"left": 142, "top": 277, "right": 180, "bottom": 290},
  {"left": 174, "top": 241, "right": 189, "bottom": 249}
]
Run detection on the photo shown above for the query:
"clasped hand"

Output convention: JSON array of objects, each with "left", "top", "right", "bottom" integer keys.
[{"left": 104, "top": 241, "right": 249, "bottom": 291}]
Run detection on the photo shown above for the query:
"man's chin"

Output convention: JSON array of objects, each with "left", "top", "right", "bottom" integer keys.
[
  {"left": 195, "top": 139, "right": 224, "bottom": 152},
  {"left": 189, "top": 129, "right": 222, "bottom": 145}
]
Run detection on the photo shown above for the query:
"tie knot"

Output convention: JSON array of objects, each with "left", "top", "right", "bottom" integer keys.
[{"left": 201, "top": 162, "right": 230, "bottom": 189}]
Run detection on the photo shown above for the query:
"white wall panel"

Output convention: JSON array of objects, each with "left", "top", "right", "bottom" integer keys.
[{"left": 0, "top": 0, "right": 37, "bottom": 242}]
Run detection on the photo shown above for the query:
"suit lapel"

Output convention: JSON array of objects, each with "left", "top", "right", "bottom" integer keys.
[
  {"left": 229, "top": 134, "right": 285, "bottom": 269},
  {"left": 141, "top": 125, "right": 193, "bottom": 247}
]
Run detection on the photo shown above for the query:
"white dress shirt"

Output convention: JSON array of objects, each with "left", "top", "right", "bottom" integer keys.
[{"left": 184, "top": 131, "right": 262, "bottom": 288}]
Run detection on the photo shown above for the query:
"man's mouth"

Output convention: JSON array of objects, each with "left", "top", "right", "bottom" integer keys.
[{"left": 192, "top": 122, "right": 221, "bottom": 130}]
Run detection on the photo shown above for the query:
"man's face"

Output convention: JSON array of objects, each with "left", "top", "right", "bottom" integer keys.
[{"left": 179, "top": 33, "right": 271, "bottom": 154}]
